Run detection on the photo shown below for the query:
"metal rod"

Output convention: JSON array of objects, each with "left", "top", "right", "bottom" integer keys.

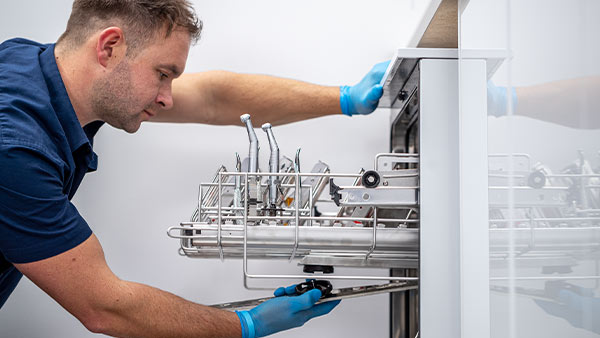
[
  {"left": 234, "top": 153, "right": 242, "bottom": 224},
  {"left": 179, "top": 215, "right": 418, "bottom": 223},
  {"left": 366, "top": 208, "right": 378, "bottom": 259},
  {"left": 488, "top": 174, "right": 526, "bottom": 178},
  {"left": 217, "top": 173, "right": 224, "bottom": 260},
  {"left": 197, "top": 183, "right": 202, "bottom": 222},
  {"left": 201, "top": 182, "right": 311, "bottom": 189},
  {"left": 308, "top": 186, "right": 313, "bottom": 227},
  {"left": 402, "top": 209, "right": 415, "bottom": 227},
  {"left": 382, "top": 174, "right": 420, "bottom": 178},
  {"left": 215, "top": 172, "right": 362, "bottom": 178},
  {"left": 200, "top": 206, "right": 310, "bottom": 213},
  {"left": 490, "top": 217, "right": 600, "bottom": 223},
  {"left": 168, "top": 227, "right": 419, "bottom": 252},
  {"left": 546, "top": 174, "right": 600, "bottom": 178},
  {"left": 244, "top": 274, "right": 418, "bottom": 282},
  {"left": 290, "top": 172, "right": 300, "bottom": 261},
  {"left": 243, "top": 172, "right": 249, "bottom": 288},
  {"left": 490, "top": 276, "right": 600, "bottom": 281}
]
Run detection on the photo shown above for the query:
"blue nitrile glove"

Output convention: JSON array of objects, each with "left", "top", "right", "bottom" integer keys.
[
  {"left": 534, "top": 288, "right": 600, "bottom": 334},
  {"left": 236, "top": 285, "right": 341, "bottom": 338},
  {"left": 340, "top": 60, "right": 390, "bottom": 116},
  {"left": 487, "top": 80, "right": 517, "bottom": 117}
]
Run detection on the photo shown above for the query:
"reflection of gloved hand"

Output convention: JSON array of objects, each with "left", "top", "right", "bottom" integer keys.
[
  {"left": 236, "top": 286, "right": 341, "bottom": 338},
  {"left": 487, "top": 80, "right": 517, "bottom": 117},
  {"left": 340, "top": 61, "right": 390, "bottom": 116},
  {"left": 534, "top": 288, "right": 600, "bottom": 334}
]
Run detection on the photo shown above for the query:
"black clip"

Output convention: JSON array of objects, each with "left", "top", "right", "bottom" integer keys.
[
  {"left": 295, "top": 280, "right": 333, "bottom": 298},
  {"left": 329, "top": 178, "right": 342, "bottom": 207}
]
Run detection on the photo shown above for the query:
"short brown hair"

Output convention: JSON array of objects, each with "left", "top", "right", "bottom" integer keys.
[{"left": 57, "top": 0, "right": 202, "bottom": 55}]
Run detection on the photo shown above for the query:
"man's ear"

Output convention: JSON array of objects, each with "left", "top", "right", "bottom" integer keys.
[{"left": 96, "top": 27, "right": 127, "bottom": 68}]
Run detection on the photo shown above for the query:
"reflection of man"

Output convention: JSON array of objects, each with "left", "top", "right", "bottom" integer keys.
[
  {"left": 488, "top": 77, "right": 600, "bottom": 129},
  {"left": 0, "top": 1, "right": 387, "bottom": 337},
  {"left": 488, "top": 77, "right": 600, "bottom": 334}
]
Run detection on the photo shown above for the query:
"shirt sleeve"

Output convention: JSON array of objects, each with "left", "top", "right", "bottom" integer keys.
[{"left": 0, "top": 143, "right": 92, "bottom": 264}]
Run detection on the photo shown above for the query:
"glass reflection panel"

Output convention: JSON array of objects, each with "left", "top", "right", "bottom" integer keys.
[{"left": 461, "top": 0, "right": 600, "bottom": 337}]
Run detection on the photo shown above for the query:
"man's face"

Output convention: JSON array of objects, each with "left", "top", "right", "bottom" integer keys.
[{"left": 91, "top": 29, "right": 190, "bottom": 133}]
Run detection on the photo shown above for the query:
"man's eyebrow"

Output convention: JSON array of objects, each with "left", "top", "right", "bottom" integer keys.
[{"left": 159, "top": 64, "right": 182, "bottom": 77}]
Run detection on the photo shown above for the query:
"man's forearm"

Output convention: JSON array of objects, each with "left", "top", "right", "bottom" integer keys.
[
  {"left": 165, "top": 71, "right": 342, "bottom": 126},
  {"left": 209, "top": 71, "right": 341, "bottom": 126},
  {"left": 92, "top": 279, "right": 241, "bottom": 338},
  {"left": 16, "top": 235, "right": 241, "bottom": 338}
]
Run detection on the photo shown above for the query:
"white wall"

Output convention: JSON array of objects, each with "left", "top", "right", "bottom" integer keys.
[{"left": 0, "top": 1, "right": 433, "bottom": 337}]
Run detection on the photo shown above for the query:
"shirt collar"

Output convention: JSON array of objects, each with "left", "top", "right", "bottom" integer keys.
[{"left": 38, "top": 43, "right": 93, "bottom": 154}]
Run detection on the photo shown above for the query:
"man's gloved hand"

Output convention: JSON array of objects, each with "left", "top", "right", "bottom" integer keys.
[
  {"left": 340, "top": 60, "right": 390, "bottom": 116},
  {"left": 487, "top": 80, "right": 517, "bottom": 117},
  {"left": 236, "top": 285, "right": 341, "bottom": 338}
]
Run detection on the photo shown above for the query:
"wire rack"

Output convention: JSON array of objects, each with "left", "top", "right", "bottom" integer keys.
[{"left": 167, "top": 153, "right": 421, "bottom": 283}]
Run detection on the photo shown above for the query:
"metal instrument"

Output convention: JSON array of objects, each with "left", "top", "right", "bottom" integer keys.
[
  {"left": 240, "top": 114, "right": 261, "bottom": 208},
  {"left": 262, "top": 123, "right": 280, "bottom": 211},
  {"left": 240, "top": 114, "right": 259, "bottom": 173}
]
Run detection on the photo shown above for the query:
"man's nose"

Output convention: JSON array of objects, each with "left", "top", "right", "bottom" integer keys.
[{"left": 156, "top": 85, "right": 174, "bottom": 110}]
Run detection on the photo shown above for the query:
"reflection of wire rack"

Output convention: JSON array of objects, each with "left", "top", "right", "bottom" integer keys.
[
  {"left": 488, "top": 152, "right": 600, "bottom": 270},
  {"left": 168, "top": 153, "right": 420, "bottom": 282}
]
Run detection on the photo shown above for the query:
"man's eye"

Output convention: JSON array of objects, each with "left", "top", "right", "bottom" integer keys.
[{"left": 159, "top": 72, "right": 169, "bottom": 80}]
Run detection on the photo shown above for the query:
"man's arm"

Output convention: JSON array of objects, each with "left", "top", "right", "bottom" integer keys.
[
  {"left": 154, "top": 61, "right": 389, "bottom": 126},
  {"left": 15, "top": 234, "right": 241, "bottom": 338},
  {"left": 155, "top": 71, "right": 340, "bottom": 126}
]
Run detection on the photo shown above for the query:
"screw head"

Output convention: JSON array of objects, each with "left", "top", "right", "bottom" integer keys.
[{"left": 398, "top": 90, "right": 408, "bottom": 101}]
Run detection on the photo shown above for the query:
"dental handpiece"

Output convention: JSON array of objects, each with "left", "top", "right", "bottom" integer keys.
[
  {"left": 262, "top": 123, "right": 280, "bottom": 206},
  {"left": 240, "top": 114, "right": 259, "bottom": 173}
]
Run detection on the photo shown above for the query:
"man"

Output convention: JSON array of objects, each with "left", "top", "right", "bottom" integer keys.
[{"left": 0, "top": 1, "right": 387, "bottom": 337}]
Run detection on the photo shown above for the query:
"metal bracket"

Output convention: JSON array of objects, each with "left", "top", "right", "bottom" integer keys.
[{"left": 338, "top": 186, "right": 418, "bottom": 207}]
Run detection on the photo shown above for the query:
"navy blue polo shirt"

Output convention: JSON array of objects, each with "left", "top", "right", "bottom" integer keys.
[{"left": 0, "top": 38, "right": 103, "bottom": 308}]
